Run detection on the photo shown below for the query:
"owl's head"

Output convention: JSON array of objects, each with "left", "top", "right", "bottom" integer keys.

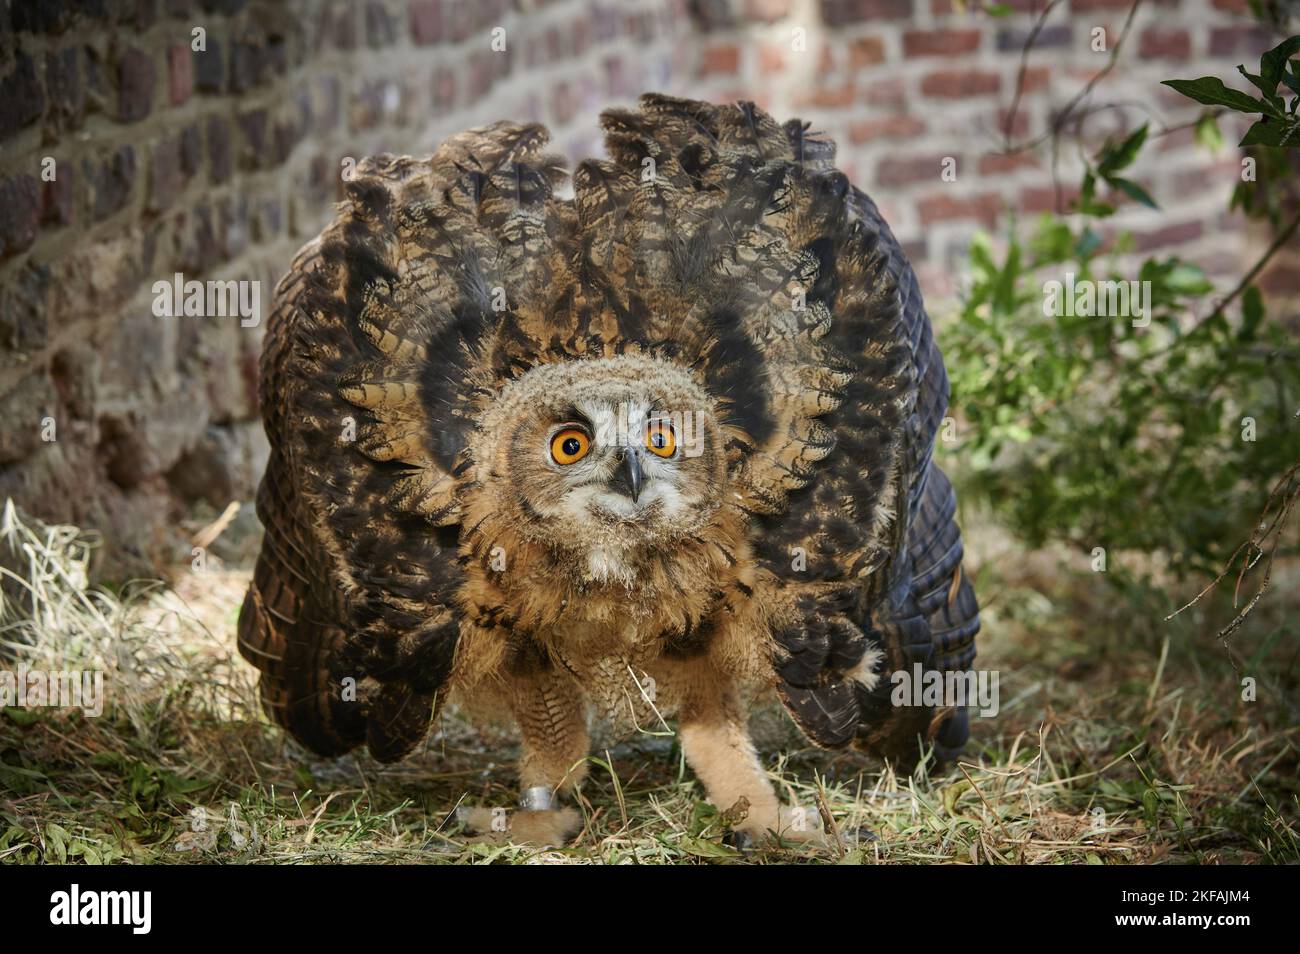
[{"left": 470, "top": 354, "right": 729, "bottom": 582}]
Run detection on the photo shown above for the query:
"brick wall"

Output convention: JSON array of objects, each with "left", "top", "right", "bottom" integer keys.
[
  {"left": 0, "top": 0, "right": 1289, "bottom": 574},
  {"left": 685, "top": 0, "right": 1295, "bottom": 300}
]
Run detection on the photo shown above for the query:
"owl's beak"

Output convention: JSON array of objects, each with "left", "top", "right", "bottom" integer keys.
[{"left": 612, "top": 446, "right": 644, "bottom": 503}]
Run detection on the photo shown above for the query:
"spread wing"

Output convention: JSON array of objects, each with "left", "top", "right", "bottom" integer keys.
[
  {"left": 238, "top": 126, "right": 571, "bottom": 762},
  {"left": 585, "top": 94, "right": 980, "bottom": 765}
]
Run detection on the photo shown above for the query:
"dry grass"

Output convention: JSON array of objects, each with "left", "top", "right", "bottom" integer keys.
[{"left": 0, "top": 500, "right": 1295, "bottom": 865}]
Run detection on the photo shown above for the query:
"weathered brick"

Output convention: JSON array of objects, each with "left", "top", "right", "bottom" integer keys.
[
  {"left": 978, "top": 152, "right": 1040, "bottom": 175},
  {"left": 1208, "top": 26, "right": 1274, "bottom": 58},
  {"left": 1021, "top": 66, "right": 1050, "bottom": 93},
  {"left": 366, "top": 1, "right": 396, "bottom": 47},
  {"left": 922, "top": 69, "right": 1000, "bottom": 98},
  {"left": 0, "top": 175, "right": 42, "bottom": 258},
  {"left": 149, "top": 135, "right": 184, "bottom": 213},
  {"left": 798, "top": 83, "right": 855, "bottom": 109},
  {"left": 849, "top": 36, "right": 885, "bottom": 68},
  {"left": 236, "top": 108, "right": 270, "bottom": 168},
  {"left": 168, "top": 43, "right": 193, "bottom": 104},
  {"left": 316, "top": 74, "right": 343, "bottom": 131},
  {"left": 193, "top": 37, "right": 224, "bottom": 93},
  {"left": 1133, "top": 221, "right": 1203, "bottom": 252},
  {"left": 877, "top": 154, "right": 956, "bottom": 187},
  {"left": 865, "top": 78, "right": 906, "bottom": 107},
  {"left": 44, "top": 47, "right": 84, "bottom": 132},
  {"left": 42, "top": 166, "right": 77, "bottom": 226},
  {"left": 1021, "top": 184, "right": 1081, "bottom": 214},
  {"left": 700, "top": 43, "right": 741, "bottom": 75},
  {"left": 207, "top": 115, "right": 232, "bottom": 183},
  {"left": 179, "top": 122, "right": 202, "bottom": 177},
  {"left": 333, "top": 3, "right": 358, "bottom": 50},
  {"left": 820, "top": 0, "right": 913, "bottom": 26},
  {"left": 87, "top": 146, "right": 136, "bottom": 221},
  {"left": 903, "top": 28, "right": 979, "bottom": 57},
  {"left": 744, "top": 0, "right": 792, "bottom": 22},
  {"left": 758, "top": 43, "right": 786, "bottom": 74},
  {"left": 11, "top": 0, "right": 87, "bottom": 33},
  {"left": 115, "top": 46, "right": 155, "bottom": 121},
  {"left": 848, "top": 115, "right": 926, "bottom": 143},
  {"left": 998, "top": 108, "right": 1029, "bottom": 139},
  {"left": 410, "top": 0, "right": 443, "bottom": 45},
  {"left": 0, "top": 261, "right": 51, "bottom": 355},
  {"left": 0, "top": 53, "right": 45, "bottom": 139},
  {"left": 1139, "top": 28, "right": 1190, "bottom": 59},
  {"left": 997, "top": 24, "right": 1072, "bottom": 52},
  {"left": 917, "top": 192, "right": 1002, "bottom": 226}
]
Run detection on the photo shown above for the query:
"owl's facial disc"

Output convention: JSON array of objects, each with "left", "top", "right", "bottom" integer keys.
[{"left": 478, "top": 356, "right": 728, "bottom": 561}]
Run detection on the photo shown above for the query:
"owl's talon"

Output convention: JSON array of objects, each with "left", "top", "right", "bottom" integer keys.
[
  {"left": 724, "top": 829, "right": 757, "bottom": 854},
  {"left": 455, "top": 804, "right": 580, "bottom": 847}
]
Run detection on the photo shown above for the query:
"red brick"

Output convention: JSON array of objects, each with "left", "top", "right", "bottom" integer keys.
[
  {"left": 409, "top": 0, "right": 442, "bottom": 46},
  {"left": 758, "top": 43, "right": 786, "bottom": 73},
  {"left": 978, "top": 152, "right": 1040, "bottom": 175},
  {"left": 167, "top": 43, "right": 192, "bottom": 105},
  {"left": 115, "top": 46, "right": 155, "bottom": 122},
  {"left": 0, "top": 175, "right": 40, "bottom": 258},
  {"left": 865, "top": 78, "right": 906, "bottom": 107},
  {"left": 700, "top": 44, "right": 741, "bottom": 76},
  {"left": 921, "top": 69, "right": 1000, "bottom": 98},
  {"left": 1021, "top": 66, "right": 1050, "bottom": 93},
  {"left": 1133, "top": 221, "right": 1203, "bottom": 252},
  {"left": 877, "top": 154, "right": 956, "bottom": 187},
  {"left": 798, "top": 83, "right": 855, "bottom": 108},
  {"left": 848, "top": 115, "right": 926, "bottom": 143},
  {"left": 903, "top": 28, "right": 979, "bottom": 57},
  {"left": 998, "top": 108, "right": 1029, "bottom": 139},
  {"left": 849, "top": 36, "right": 885, "bottom": 68},
  {"left": 1139, "top": 28, "right": 1190, "bottom": 59},
  {"left": 821, "top": 0, "right": 913, "bottom": 26},
  {"left": 745, "top": 0, "right": 793, "bottom": 21},
  {"left": 1208, "top": 25, "right": 1274, "bottom": 57},
  {"left": 1021, "top": 184, "right": 1081, "bottom": 214},
  {"left": 917, "top": 192, "right": 1002, "bottom": 227}
]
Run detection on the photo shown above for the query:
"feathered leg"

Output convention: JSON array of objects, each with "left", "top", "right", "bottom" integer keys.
[
  {"left": 461, "top": 668, "right": 589, "bottom": 846},
  {"left": 678, "top": 679, "right": 827, "bottom": 845}
]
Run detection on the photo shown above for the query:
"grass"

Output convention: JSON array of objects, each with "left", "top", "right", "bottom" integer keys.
[{"left": 0, "top": 499, "right": 1296, "bottom": 865}]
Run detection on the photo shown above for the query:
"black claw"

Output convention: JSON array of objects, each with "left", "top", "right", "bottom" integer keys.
[{"left": 724, "top": 829, "right": 757, "bottom": 854}]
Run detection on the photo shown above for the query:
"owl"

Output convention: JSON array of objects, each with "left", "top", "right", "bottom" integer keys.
[{"left": 238, "top": 94, "right": 980, "bottom": 846}]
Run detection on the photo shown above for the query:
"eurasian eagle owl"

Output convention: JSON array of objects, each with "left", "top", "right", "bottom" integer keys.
[{"left": 238, "top": 94, "right": 980, "bottom": 846}]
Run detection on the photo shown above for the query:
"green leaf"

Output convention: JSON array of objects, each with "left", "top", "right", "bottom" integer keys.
[
  {"left": 1161, "top": 77, "right": 1266, "bottom": 114},
  {"left": 983, "top": 2, "right": 1014, "bottom": 15},
  {"left": 1194, "top": 111, "right": 1224, "bottom": 152},
  {"left": 1107, "top": 176, "right": 1159, "bottom": 209},
  {"left": 679, "top": 836, "right": 740, "bottom": 858},
  {"left": 1098, "top": 124, "right": 1148, "bottom": 176},
  {"left": 1259, "top": 36, "right": 1300, "bottom": 93},
  {"left": 1239, "top": 117, "right": 1300, "bottom": 147},
  {"left": 1237, "top": 64, "right": 1275, "bottom": 99}
]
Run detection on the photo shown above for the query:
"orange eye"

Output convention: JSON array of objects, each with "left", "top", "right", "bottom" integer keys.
[
  {"left": 645, "top": 420, "right": 677, "bottom": 458},
  {"left": 550, "top": 427, "right": 590, "bottom": 465}
]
